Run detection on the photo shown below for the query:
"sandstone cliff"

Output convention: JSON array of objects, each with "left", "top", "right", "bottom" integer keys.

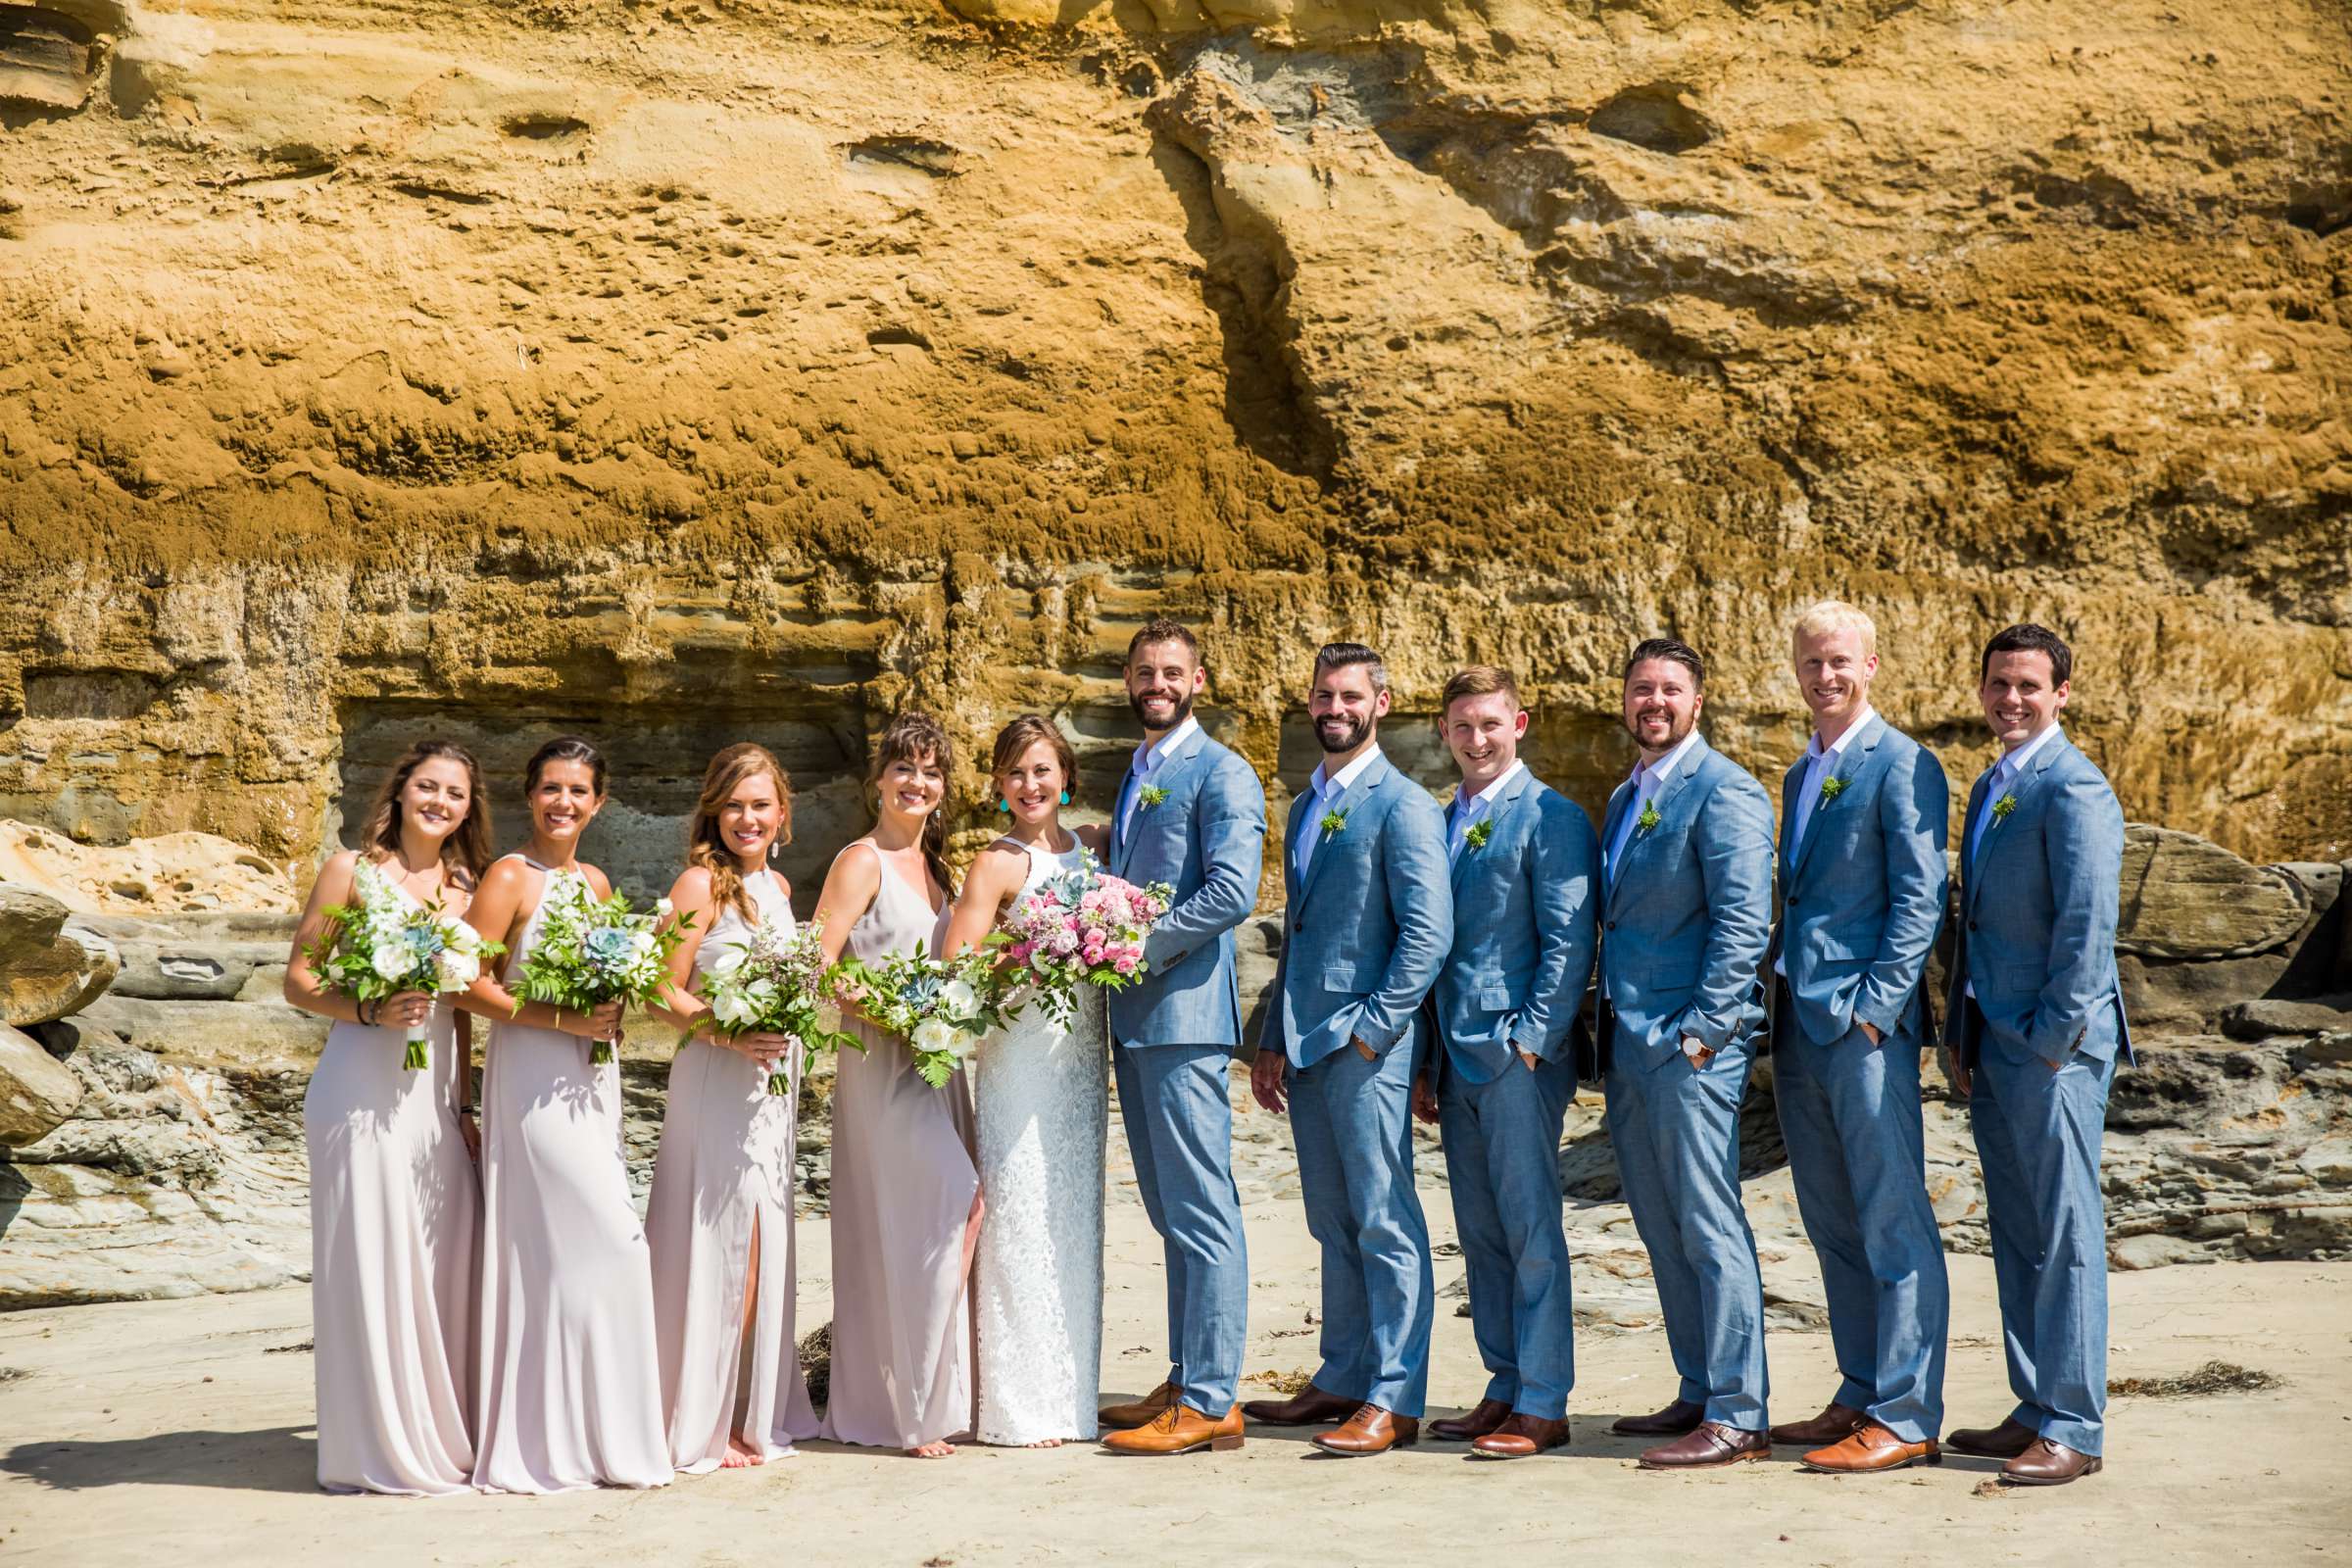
[{"left": 0, "top": 0, "right": 2347, "bottom": 890}]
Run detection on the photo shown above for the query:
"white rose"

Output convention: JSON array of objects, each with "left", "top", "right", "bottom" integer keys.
[
  {"left": 629, "top": 928, "right": 657, "bottom": 959},
  {"left": 711, "top": 989, "right": 758, "bottom": 1029},
  {"left": 940, "top": 978, "right": 980, "bottom": 1018},
  {"left": 435, "top": 950, "right": 480, "bottom": 991},
  {"left": 911, "top": 1018, "right": 956, "bottom": 1056},
  {"left": 370, "top": 944, "right": 413, "bottom": 982},
  {"left": 710, "top": 943, "right": 749, "bottom": 977},
  {"left": 656, "top": 898, "right": 674, "bottom": 919},
  {"left": 444, "top": 920, "right": 481, "bottom": 955},
  {"left": 944, "top": 1025, "right": 980, "bottom": 1058}
]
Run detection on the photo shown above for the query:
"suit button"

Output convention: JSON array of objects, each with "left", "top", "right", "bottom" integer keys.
[
  {"left": 1788, "top": 897, "right": 1799, "bottom": 906},
  {"left": 1968, "top": 920, "right": 1979, "bottom": 931},
  {"left": 1605, "top": 920, "right": 1617, "bottom": 931}
]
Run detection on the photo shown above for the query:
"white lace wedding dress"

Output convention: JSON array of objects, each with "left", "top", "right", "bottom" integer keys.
[{"left": 971, "top": 834, "right": 1110, "bottom": 1446}]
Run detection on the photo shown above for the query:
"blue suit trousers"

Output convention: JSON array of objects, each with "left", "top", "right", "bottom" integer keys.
[
  {"left": 1605, "top": 1032, "right": 1769, "bottom": 1430},
  {"left": 1438, "top": 1052, "right": 1578, "bottom": 1418},
  {"left": 1774, "top": 1011, "right": 1949, "bottom": 1441},
  {"left": 1287, "top": 1042, "right": 1434, "bottom": 1417},
  {"left": 1112, "top": 1043, "right": 1249, "bottom": 1414}
]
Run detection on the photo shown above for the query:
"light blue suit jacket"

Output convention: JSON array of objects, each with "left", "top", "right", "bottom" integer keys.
[
  {"left": 1771, "top": 716, "right": 1950, "bottom": 1051},
  {"left": 1942, "top": 732, "right": 2132, "bottom": 1069},
  {"left": 1594, "top": 735, "right": 1776, "bottom": 1074},
  {"left": 1433, "top": 768, "right": 1599, "bottom": 1085},
  {"left": 1106, "top": 726, "right": 1266, "bottom": 1050},
  {"left": 1261, "top": 753, "right": 1453, "bottom": 1069}
]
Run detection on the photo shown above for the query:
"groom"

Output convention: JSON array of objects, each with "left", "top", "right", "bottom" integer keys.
[
  {"left": 1098, "top": 617, "right": 1267, "bottom": 1456},
  {"left": 1245, "top": 641, "right": 1451, "bottom": 1455}
]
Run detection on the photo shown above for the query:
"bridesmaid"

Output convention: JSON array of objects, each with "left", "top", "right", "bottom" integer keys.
[
  {"left": 812, "top": 710, "right": 982, "bottom": 1459},
  {"left": 287, "top": 740, "right": 492, "bottom": 1495},
  {"left": 645, "top": 743, "right": 820, "bottom": 1472},
  {"left": 459, "top": 736, "right": 671, "bottom": 1494}
]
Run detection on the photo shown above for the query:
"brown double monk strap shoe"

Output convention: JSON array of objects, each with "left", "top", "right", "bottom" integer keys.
[
  {"left": 1945, "top": 1416, "right": 2038, "bottom": 1459},
  {"left": 1101, "top": 1400, "right": 1245, "bottom": 1455},
  {"left": 2001, "top": 1438, "right": 2102, "bottom": 1486},
  {"left": 1310, "top": 1403, "right": 1419, "bottom": 1455},
  {"left": 1770, "top": 1400, "right": 1869, "bottom": 1448},
  {"left": 1470, "top": 1413, "right": 1571, "bottom": 1459},
  {"left": 1427, "top": 1398, "right": 1513, "bottom": 1443},
  {"left": 1099, "top": 1380, "right": 1180, "bottom": 1431},
  {"left": 1240, "top": 1385, "right": 1360, "bottom": 1427},
  {"left": 1611, "top": 1398, "right": 1706, "bottom": 1438},
  {"left": 1800, "top": 1422, "right": 1940, "bottom": 1474},
  {"left": 1638, "top": 1421, "right": 1770, "bottom": 1470}
]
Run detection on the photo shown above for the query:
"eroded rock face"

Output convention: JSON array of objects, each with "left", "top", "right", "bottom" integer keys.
[{"left": 0, "top": 2, "right": 2343, "bottom": 883}]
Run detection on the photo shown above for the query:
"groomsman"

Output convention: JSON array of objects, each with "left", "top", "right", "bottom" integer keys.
[
  {"left": 1245, "top": 642, "right": 1452, "bottom": 1455},
  {"left": 1763, "top": 603, "right": 1953, "bottom": 1473},
  {"left": 1097, "top": 618, "right": 1266, "bottom": 1457},
  {"left": 1414, "top": 665, "right": 1597, "bottom": 1459},
  {"left": 1594, "top": 637, "right": 1778, "bottom": 1470},
  {"left": 1942, "top": 623, "right": 2129, "bottom": 1487}
]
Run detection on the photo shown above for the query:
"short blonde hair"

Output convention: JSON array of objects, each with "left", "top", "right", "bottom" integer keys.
[
  {"left": 1790, "top": 601, "right": 1878, "bottom": 660},
  {"left": 1441, "top": 664, "right": 1520, "bottom": 712}
]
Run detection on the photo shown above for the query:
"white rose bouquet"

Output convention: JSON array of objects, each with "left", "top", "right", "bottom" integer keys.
[
  {"left": 696, "top": 911, "right": 865, "bottom": 1096},
  {"left": 834, "top": 947, "right": 1008, "bottom": 1088},
  {"left": 508, "top": 875, "right": 694, "bottom": 1065},
  {"left": 306, "top": 858, "right": 505, "bottom": 1069}
]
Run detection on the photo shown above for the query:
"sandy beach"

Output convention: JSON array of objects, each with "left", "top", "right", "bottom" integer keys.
[{"left": 4, "top": 1174, "right": 2346, "bottom": 1568}]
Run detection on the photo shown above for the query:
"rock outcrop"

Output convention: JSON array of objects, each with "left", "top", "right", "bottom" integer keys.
[{"left": 0, "top": 0, "right": 2345, "bottom": 896}]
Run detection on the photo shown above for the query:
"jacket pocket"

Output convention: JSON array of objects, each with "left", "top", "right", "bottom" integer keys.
[{"left": 1322, "top": 961, "right": 1382, "bottom": 992}]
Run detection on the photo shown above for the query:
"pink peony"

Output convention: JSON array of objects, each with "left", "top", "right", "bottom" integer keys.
[{"left": 1113, "top": 952, "right": 1139, "bottom": 975}]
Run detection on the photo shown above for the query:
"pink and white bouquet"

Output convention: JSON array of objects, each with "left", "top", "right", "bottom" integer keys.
[
  {"left": 696, "top": 911, "right": 863, "bottom": 1096},
  {"left": 991, "top": 856, "right": 1173, "bottom": 1024},
  {"left": 306, "top": 858, "right": 504, "bottom": 1070}
]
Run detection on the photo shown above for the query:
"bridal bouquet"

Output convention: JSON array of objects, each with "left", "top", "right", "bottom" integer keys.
[
  {"left": 992, "top": 857, "right": 1174, "bottom": 1024},
  {"left": 307, "top": 859, "right": 504, "bottom": 1069},
  {"left": 697, "top": 912, "right": 864, "bottom": 1096},
  {"left": 835, "top": 948, "right": 1008, "bottom": 1088},
  {"left": 509, "top": 877, "right": 693, "bottom": 1065}
]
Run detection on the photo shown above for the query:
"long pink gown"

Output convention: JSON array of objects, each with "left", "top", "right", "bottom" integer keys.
[
  {"left": 302, "top": 869, "right": 478, "bottom": 1494},
  {"left": 816, "top": 840, "right": 978, "bottom": 1449},
  {"left": 646, "top": 868, "right": 820, "bottom": 1471},
  {"left": 470, "top": 855, "right": 671, "bottom": 1493}
]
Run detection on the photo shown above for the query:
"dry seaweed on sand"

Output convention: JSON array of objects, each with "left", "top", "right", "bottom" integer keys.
[{"left": 2109, "top": 1360, "right": 2281, "bottom": 1398}]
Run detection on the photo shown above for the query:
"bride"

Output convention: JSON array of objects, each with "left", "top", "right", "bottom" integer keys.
[{"left": 942, "top": 715, "right": 1111, "bottom": 1448}]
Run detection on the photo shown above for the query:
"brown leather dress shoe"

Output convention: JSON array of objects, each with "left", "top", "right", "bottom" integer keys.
[
  {"left": 2001, "top": 1438, "right": 2102, "bottom": 1486},
  {"left": 1241, "top": 1385, "right": 1360, "bottom": 1427},
  {"left": 1102, "top": 1400, "right": 1245, "bottom": 1455},
  {"left": 1310, "top": 1404, "right": 1420, "bottom": 1456},
  {"left": 1769, "top": 1399, "right": 1869, "bottom": 1447},
  {"left": 1946, "top": 1416, "right": 2039, "bottom": 1459},
  {"left": 1099, "top": 1379, "right": 1179, "bottom": 1431},
  {"left": 1611, "top": 1398, "right": 1706, "bottom": 1437},
  {"left": 1427, "top": 1398, "right": 1513, "bottom": 1443},
  {"left": 1800, "top": 1422, "right": 1940, "bottom": 1474},
  {"left": 1471, "top": 1413, "right": 1571, "bottom": 1459},
  {"left": 1638, "top": 1421, "right": 1771, "bottom": 1470}
]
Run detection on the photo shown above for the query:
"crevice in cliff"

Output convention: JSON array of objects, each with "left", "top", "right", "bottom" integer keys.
[{"left": 1144, "top": 130, "right": 1333, "bottom": 483}]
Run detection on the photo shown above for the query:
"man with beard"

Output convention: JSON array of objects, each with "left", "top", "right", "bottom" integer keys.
[
  {"left": 1097, "top": 618, "right": 1267, "bottom": 1456},
  {"left": 1594, "top": 637, "right": 1778, "bottom": 1470},
  {"left": 1243, "top": 642, "right": 1451, "bottom": 1456}
]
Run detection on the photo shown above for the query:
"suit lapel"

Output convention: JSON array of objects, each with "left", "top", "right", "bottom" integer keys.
[
  {"left": 1110, "top": 745, "right": 1145, "bottom": 876},
  {"left": 1788, "top": 716, "right": 1881, "bottom": 890},
  {"left": 1282, "top": 789, "right": 1312, "bottom": 904},
  {"left": 1452, "top": 767, "right": 1532, "bottom": 895},
  {"left": 1299, "top": 754, "right": 1388, "bottom": 906},
  {"left": 1114, "top": 728, "right": 1205, "bottom": 877},
  {"left": 1961, "top": 766, "right": 1993, "bottom": 913},
  {"left": 1606, "top": 736, "right": 1707, "bottom": 917}
]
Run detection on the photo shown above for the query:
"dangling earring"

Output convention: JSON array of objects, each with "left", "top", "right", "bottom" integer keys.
[
  {"left": 999, "top": 798, "right": 1012, "bottom": 814},
  {"left": 767, "top": 839, "right": 780, "bottom": 861},
  {"left": 1059, "top": 790, "right": 1070, "bottom": 807}
]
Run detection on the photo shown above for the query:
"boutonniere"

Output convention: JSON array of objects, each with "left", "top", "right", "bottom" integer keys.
[
  {"left": 1464, "top": 817, "right": 1494, "bottom": 851},
  {"left": 1818, "top": 775, "right": 1847, "bottom": 807},
  {"left": 1991, "top": 794, "right": 2018, "bottom": 821},
  {"left": 1138, "top": 784, "right": 1168, "bottom": 809},
  {"left": 1636, "top": 802, "right": 1661, "bottom": 835},
  {"left": 1319, "top": 808, "right": 1348, "bottom": 839}
]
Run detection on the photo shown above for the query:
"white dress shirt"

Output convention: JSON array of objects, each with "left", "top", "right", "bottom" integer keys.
[
  {"left": 1603, "top": 728, "right": 1700, "bottom": 885},
  {"left": 1774, "top": 707, "right": 1874, "bottom": 979},
  {"left": 1294, "top": 746, "right": 1382, "bottom": 881},
  {"left": 1963, "top": 723, "right": 2065, "bottom": 999},
  {"left": 1447, "top": 760, "right": 1526, "bottom": 866},
  {"left": 1117, "top": 713, "right": 1200, "bottom": 847}
]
